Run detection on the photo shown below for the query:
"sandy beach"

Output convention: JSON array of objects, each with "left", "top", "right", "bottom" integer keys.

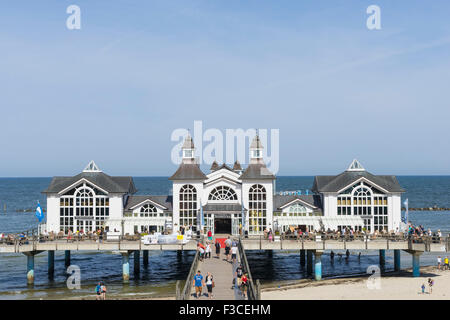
[{"left": 262, "top": 266, "right": 450, "bottom": 300}]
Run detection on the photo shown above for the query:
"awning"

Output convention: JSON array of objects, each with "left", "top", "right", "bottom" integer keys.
[
  {"left": 275, "top": 216, "right": 364, "bottom": 229},
  {"left": 275, "top": 216, "right": 321, "bottom": 229},
  {"left": 123, "top": 218, "right": 167, "bottom": 226}
]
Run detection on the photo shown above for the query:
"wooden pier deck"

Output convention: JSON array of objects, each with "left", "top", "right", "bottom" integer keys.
[{"left": 189, "top": 248, "right": 245, "bottom": 300}]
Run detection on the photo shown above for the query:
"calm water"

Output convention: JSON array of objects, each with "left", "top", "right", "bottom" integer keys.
[{"left": 0, "top": 176, "right": 449, "bottom": 299}]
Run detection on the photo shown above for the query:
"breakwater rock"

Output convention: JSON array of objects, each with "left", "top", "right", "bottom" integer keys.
[{"left": 402, "top": 206, "right": 450, "bottom": 211}]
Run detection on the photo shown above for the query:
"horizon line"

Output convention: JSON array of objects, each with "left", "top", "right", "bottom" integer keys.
[{"left": 0, "top": 174, "right": 449, "bottom": 179}]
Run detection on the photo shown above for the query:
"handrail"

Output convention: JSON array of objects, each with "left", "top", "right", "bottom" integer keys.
[
  {"left": 238, "top": 237, "right": 259, "bottom": 300},
  {"left": 178, "top": 250, "right": 200, "bottom": 300}
]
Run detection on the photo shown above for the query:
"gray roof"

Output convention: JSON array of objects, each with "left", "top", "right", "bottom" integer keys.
[
  {"left": 239, "top": 163, "right": 275, "bottom": 180},
  {"left": 169, "top": 163, "right": 207, "bottom": 181},
  {"left": 125, "top": 195, "right": 173, "bottom": 211},
  {"left": 43, "top": 172, "right": 137, "bottom": 194},
  {"left": 273, "top": 194, "right": 322, "bottom": 210},
  {"left": 312, "top": 170, "right": 405, "bottom": 193},
  {"left": 203, "top": 203, "right": 243, "bottom": 212}
]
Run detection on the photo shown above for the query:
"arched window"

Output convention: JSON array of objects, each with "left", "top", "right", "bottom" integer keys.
[
  {"left": 75, "top": 188, "right": 94, "bottom": 217},
  {"left": 179, "top": 184, "right": 197, "bottom": 228},
  {"left": 140, "top": 204, "right": 158, "bottom": 217},
  {"left": 353, "top": 186, "right": 372, "bottom": 216},
  {"left": 288, "top": 203, "right": 308, "bottom": 216},
  {"left": 60, "top": 182, "right": 110, "bottom": 234},
  {"left": 208, "top": 186, "right": 238, "bottom": 201},
  {"left": 248, "top": 184, "right": 267, "bottom": 235},
  {"left": 337, "top": 181, "right": 389, "bottom": 232}
]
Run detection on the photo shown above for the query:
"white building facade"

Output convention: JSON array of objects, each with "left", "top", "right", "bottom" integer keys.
[{"left": 43, "top": 137, "right": 405, "bottom": 236}]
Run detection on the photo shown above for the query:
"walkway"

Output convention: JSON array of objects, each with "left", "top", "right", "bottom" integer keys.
[{"left": 190, "top": 244, "right": 246, "bottom": 300}]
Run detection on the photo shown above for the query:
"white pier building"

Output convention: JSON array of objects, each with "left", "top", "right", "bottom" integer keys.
[{"left": 43, "top": 135, "right": 404, "bottom": 236}]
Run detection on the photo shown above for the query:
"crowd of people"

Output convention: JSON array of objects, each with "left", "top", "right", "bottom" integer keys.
[
  {"left": 408, "top": 224, "right": 442, "bottom": 238},
  {"left": 0, "top": 228, "right": 109, "bottom": 244},
  {"left": 277, "top": 223, "right": 445, "bottom": 242},
  {"left": 193, "top": 234, "right": 250, "bottom": 299}
]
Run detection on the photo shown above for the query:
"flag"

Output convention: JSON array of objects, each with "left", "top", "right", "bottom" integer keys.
[
  {"left": 403, "top": 198, "right": 409, "bottom": 224},
  {"left": 35, "top": 201, "right": 44, "bottom": 222}
]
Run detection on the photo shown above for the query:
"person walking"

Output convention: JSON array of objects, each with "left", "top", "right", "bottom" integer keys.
[
  {"left": 240, "top": 273, "right": 249, "bottom": 299},
  {"left": 193, "top": 270, "right": 204, "bottom": 299},
  {"left": 207, "top": 230, "right": 213, "bottom": 242},
  {"left": 225, "top": 237, "right": 232, "bottom": 261},
  {"left": 444, "top": 256, "right": 449, "bottom": 270},
  {"left": 95, "top": 282, "right": 102, "bottom": 300},
  {"left": 231, "top": 244, "right": 238, "bottom": 264},
  {"left": 101, "top": 282, "right": 107, "bottom": 300},
  {"left": 215, "top": 240, "right": 221, "bottom": 259},
  {"left": 205, "top": 272, "right": 214, "bottom": 299},
  {"left": 437, "top": 256, "right": 442, "bottom": 270},
  {"left": 234, "top": 264, "right": 244, "bottom": 288},
  {"left": 428, "top": 278, "right": 434, "bottom": 294},
  {"left": 205, "top": 242, "right": 211, "bottom": 259},
  {"left": 198, "top": 245, "right": 205, "bottom": 262}
]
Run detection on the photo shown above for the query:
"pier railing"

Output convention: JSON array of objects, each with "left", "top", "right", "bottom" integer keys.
[
  {"left": 255, "top": 232, "right": 448, "bottom": 244},
  {"left": 177, "top": 250, "right": 200, "bottom": 300},
  {"left": 237, "top": 233, "right": 450, "bottom": 253},
  {"left": 238, "top": 237, "right": 260, "bottom": 300}
]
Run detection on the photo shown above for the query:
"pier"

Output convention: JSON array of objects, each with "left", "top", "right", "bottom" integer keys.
[
  {"left": 1, "top": 234, "right": 449, "bottom": 292},
  {"left": 176, "top": 238, "right": 260, "bottom": 300},
  {"left": 0, "top": 236, "right": 197, "bottom": 285}
]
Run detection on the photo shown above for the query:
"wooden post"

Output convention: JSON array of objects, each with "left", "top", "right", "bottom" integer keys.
[
  {"left": 175, "top": 280, "right": 181, "bottom": 300},
  {"left": 25, "top": 252, "right": 35, "bottom": 285},
  {"left": 48, "top": 250, "right": 55, "bottom": 278},
  {"left": 122, "top": 251, "right": 130, "bottom": 283},
  {"left": 256, "top": 279, "right": 261, "bottom": 300}
]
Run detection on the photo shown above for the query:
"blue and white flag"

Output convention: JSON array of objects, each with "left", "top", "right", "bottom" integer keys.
[{"left": 35, "top": 201, "right": 44, "bottom": 222}]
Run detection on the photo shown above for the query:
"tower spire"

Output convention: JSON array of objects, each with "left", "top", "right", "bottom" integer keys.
[
  {"left": 249, "top": 133, "right": 263, "bottom": 163},
  {"left": 181, "top": 133, "right": 195, "bottom": 163}
]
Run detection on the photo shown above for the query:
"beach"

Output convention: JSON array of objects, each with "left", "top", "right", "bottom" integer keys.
[{"left": 262, "top": 266, "right": 450, "bottom": 300}]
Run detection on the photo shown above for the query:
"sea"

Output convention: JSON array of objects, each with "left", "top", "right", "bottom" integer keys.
[{"left": 0, "top": 176, "right": 449, "bottom": 300}]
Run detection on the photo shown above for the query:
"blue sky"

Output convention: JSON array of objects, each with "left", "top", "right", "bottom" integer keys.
[{"left": 0, "top": 0, "right": 449, "bottom": 177}]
